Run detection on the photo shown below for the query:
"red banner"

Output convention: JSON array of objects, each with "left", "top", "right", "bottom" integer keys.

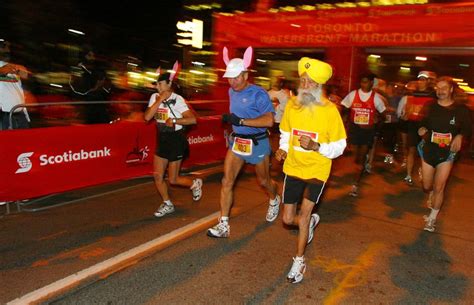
[
  {"left": 214, "top": 3, "right": 474, "bottom": 48},
  {"left": 183, "top": 115, "right": 229, "bottom": 168},
  {"left": 1, "top": 117, "right": 229, "bottom": 201}
]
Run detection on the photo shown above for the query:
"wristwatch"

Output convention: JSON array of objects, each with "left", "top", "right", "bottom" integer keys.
[
  {"left": 239, "top": 118, "right": 245, "bottom": 126},
  {"left": 172, "top": 118, "right": 177, "bottom": 124}
]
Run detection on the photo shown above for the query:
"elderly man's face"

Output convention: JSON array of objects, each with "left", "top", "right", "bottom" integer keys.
[{"left": 299, "top": 73, "right": 319, "bottom": 90}]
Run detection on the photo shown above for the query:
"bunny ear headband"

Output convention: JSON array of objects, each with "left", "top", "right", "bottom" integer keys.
[
  {"left": 169, "top": 60, "right": 180, "bottom": 82},
  {"left": 223, "top": 46, "right": 253, "bottom": 69},
  {"left": 155, "top": 60, "right": 181, "bottom": 83}
]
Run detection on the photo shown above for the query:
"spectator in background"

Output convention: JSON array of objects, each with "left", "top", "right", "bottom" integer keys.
[
  {"left": 0, "top": 39, "right": 30, "bottom": 130},
  {"left": 69, "top": 47, "right": 112, "bottom": 124}
]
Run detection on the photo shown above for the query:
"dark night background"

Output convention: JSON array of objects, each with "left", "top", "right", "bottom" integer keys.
[{"left": 0, "top": 0, "right": 184, "bottom": 71}]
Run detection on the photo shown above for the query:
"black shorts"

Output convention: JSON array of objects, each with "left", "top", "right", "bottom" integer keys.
[
  {"left": 156, "top": 130, "right": 189, "bottom": 161},
  {"left": 398, "top": 119, "right": 408, "bottom": 133},
  {"left": 282, "top": 175, "right": 325, "bottom": 204},
  {"left": 348, "top": 123, "right": 376, "bottom": 147},
  {"left": 406, "top": 120, "right": 421, "bottom": 147}
]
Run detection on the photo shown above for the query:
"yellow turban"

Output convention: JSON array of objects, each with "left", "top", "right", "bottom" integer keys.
[{"left": 298, "top": 57, "right": 333, "bottom": 84}]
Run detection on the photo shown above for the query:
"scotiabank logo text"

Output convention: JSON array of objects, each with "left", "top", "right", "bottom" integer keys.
[
  {"left": 15, "top": 147, "right": 112, "bottom": 174},
  {"left": 187, "top": 134, "right": 214, "bottom": 145},
  {"left": 39, "top": 147, "right": 111, "bottom": 165}
]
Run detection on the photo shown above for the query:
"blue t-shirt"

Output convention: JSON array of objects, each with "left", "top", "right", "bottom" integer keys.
[{"left": 229, "top": 84, "right": 275, "bottom": 135}]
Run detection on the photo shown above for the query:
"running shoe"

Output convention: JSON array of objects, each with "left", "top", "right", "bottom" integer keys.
[
  {"left": 424, "top": 217, "right": 436, "bottom": 232},
  {"left": 154, "top": 202, "right": 175, "bottom": 217},
  {"left": 404, "top": 175, "right": 413, "bottom": 186},
  {"left": 190, "top": 178, "right": 203, "bottom": 201},
  {"left": 266, "top": 194, "right": 281, "bottom": 222},
  {"left": 349, "top": 184, "right": 358, "bottom": 197},
  {"left": 307, "top": 213, "right": 320, "bottom": 244},
  {"left": 287, "top": 257, "right": 306, "bottom": 284},
  {"left": 207, "top": 219, "right": 230, "bottom": 238}
]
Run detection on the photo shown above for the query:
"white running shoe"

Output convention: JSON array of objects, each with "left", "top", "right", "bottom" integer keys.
[
  {"left": 404, "top": 175, "right": 413, "bottom": 186},
  {"left": 266, "top": 195, "right": 281, "bottom": 222},
  {"left": 154, "top": 202, "right": 175, "bottom": 217},
  {"left": 349, "top": 184, "right": 358, "bottom": 197},
  {"left": 307, "top": 213, "right": 320, "bottom": 244},
  {"left": 207, "top": 219, "right": 230, "bottom": 238},
  {"left": 190, "top": 178, "right": 203, "bottom": 201},
  {"left": 287, "top": 257, "right": 306, "bottom": 284},
  {"left": 424, "top": 217, "right": 436, "bottom": 232}
]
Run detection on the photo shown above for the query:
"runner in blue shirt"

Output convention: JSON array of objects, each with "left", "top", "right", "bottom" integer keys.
[{"left": 207, "top": 46, "right": 281, "bottom": 238}]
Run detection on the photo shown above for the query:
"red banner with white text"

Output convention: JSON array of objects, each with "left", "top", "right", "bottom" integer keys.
[
  {"left": 0, "top": 117, "right": 228, "bottom": 201},
  {"left": 214, "top": 3, "right": 474, "bottom": 48}
]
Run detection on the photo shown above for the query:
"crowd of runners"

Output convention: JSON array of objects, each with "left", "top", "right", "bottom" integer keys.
[{"left": 145, "top": 46, "right": 472, "bottom": 284}]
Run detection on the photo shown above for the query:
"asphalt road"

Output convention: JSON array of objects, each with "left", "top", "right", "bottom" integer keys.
[{"left": 1, "top": 154, "right": 473, "bottom": 305}]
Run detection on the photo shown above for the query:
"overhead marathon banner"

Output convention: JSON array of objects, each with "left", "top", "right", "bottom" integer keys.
[
  {"left": 0, "top": 117, "right": 228, "bottom": 201},
  {"left": 214, "top": 3, "right": 474, "bottom": 47}
]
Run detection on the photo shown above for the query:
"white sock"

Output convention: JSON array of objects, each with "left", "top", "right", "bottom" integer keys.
[
  {"left": 295, "top": 255, "right": 304, "bottom": 262},
  {"left": 220, "top": 216, "right": 229, "bottom": 223},
  {"left": 429, "top": 208, "right": 439, "bottom": 220},
  {"left": 164, "top": 200, "right": 172, "bottom": 206}
]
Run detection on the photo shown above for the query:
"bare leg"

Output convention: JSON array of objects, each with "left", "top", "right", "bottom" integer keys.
[
  {"left": 431, "top": 161, "right": 454, "bottom": 210},
  {"left": 167, "top": 159, "right": 193, "bottom": 188},
  {"left": 220, "top": 150, "right": 245, "bottom": 217},
  {"left": 153, "top": 155, "right": 170, "bottom": 201},
  {"left": 282, "top": 199, "right": 315, "bottom": 256},
  {"left": 255, "top": 155, "right": 278, "bottom": 200}
]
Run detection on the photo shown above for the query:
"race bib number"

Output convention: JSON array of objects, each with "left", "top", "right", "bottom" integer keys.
[
  {"left": 232, "top": 137, "right": 253, "bottom": 156},
  {"left": 431, "top": 132, "right": 452, "bottom": 146},
  {"left": 292, "top": 129, "right": 318, "bottom": 152},
  {"left": 154, "top": 108, "right": 169, "bottom": 123},
  {"left": 354, "top": 109, "right": 370, "bottom": 125}
]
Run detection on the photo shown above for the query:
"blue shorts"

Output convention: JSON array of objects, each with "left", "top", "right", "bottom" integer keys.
[{"left": 229, "top": 137, "right": 271, "bottom": 165}]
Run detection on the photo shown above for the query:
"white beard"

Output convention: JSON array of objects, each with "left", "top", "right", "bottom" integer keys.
[{"left": 296, "top": 87, "right": 323, "bottom": 107}]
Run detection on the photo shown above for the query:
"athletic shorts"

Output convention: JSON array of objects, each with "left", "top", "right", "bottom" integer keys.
[
  {"left": 406, "top": 120, "right": 421, "bottom": 147},
  {"left": 398, "top": 119, "right": 409, "bottom": 134},
  {"left": 417, "top": 140, "right": 457, "bottom": 167},
  {"left": 156, "top": 131, "right": 189, "bottom": 162},
  {"left": 229, "top": 136, "right": 271, "bottom": 165},
  {"left": 282, "top": 174, "right": 325, "bottom": 204},
  {"left": 348, "top": 123, "right": 376, "bottom": 147}
]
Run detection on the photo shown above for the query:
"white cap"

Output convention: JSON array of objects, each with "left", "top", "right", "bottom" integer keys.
[
  {"left": 223, "top": 58, "right": 246, "bottom": 78},
  {"left": 418, "top": 70, "right": 437, "bottom": 79},
  {"left": 222, "top": 46, "right": 253, "bottom": 78}
]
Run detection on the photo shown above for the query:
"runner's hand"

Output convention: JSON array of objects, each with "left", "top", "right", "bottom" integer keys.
[
  {"left": 222, "top": 113, "right": 242, "bottom": 125},
  {"left": 275, "top": 149, "right": 287, "bottom": 161},
  {"left": 299, "top": 135, "right": 320, "bottom": 151},
  {"left": 450, "top": 134, "right": 463, "bottom": 153}
]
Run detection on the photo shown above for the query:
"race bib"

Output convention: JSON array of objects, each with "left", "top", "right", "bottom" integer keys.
[
  {"left": 292, "top": 129, "right": 318, "bottom": 152},
  {"left": 154, "top": 108, "right": 169, "bottom": 123},
  {"left": 431, "top": 132, "right": 452, "bottom": 146},
  {"left": 232, "top": 137, "right": 253, "bottom": 156},
  {"left": 354, "top": 109, "right": 370, "bottom": 125}
]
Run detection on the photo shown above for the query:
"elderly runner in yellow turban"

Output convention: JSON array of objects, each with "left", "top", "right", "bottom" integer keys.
[
  {"left": 297, "top": 57, "right": 333, "bottom": 84},
  {"left": 275, "top": 57, "right": 346, "bottom": 284}
]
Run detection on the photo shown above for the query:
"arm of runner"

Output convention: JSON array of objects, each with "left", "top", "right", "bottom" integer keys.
[{"left": 240, "top": 112, "right": 274, "bottom": 128}]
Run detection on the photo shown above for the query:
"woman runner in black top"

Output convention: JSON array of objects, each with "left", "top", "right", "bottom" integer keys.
[{"left": 417, "top": 76, "right": 472, "bottom": 232}]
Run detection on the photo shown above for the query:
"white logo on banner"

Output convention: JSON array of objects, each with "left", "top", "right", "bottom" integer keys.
[
  {"left": 15, "top": 147, "right": 112, "bottom": 174},
  {"left": 187, "top": 134, "right": 214, "bottom": 145},
  {"left": 16, "top": 152, "right": 34, "bottom": 174}
]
